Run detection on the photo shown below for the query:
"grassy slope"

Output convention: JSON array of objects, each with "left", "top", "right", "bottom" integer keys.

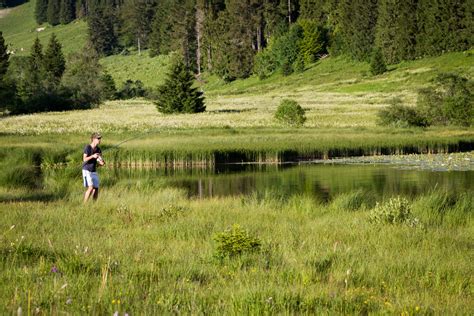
[{"left": 0, "top": 0, "right": 87, "bottom": 56}]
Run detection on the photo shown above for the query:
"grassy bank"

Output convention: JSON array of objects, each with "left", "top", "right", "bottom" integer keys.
[
  {"left": 0, "top": 178, "right": 472, "bottom": 314},
  {"left": 0, "top": 1, "right": 87, "bottom": 56}
]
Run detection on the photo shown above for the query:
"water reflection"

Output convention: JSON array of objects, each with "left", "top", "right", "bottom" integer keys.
[{"left": 106, "top": 164, "right": 474, "bottom": 200}]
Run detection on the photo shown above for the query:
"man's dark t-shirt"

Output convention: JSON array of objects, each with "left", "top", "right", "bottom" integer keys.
[{"left": 82, "top": 145, "right": 102, "bottom": 172}]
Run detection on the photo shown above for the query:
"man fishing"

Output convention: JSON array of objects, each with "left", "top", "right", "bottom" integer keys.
[{"left": 82, "top": 132, "right": 105, "bottom": 202}]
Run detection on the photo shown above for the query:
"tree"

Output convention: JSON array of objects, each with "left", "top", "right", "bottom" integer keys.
[
  {"left": 375, "top": 0, "right": 417, "bottom": 64},
  {"left": 370, "top": 47, "right": 387, "bottom": 75},
  {"left": 0, "top": 31, "right": 13, "bottom": 111},
  {"left": 337, "top": 0, "right": 378, "bottom": 61},
  {"left": 59, "top": 0, "right": 75, "bottom": 24},
  {"left": 62, "top": 42, "right": 107, "bottom": 108},
  {"left": 43, "top": 33, "right": 65, "bottom": 86},
  {"left": 119, "top": 0, "right": 155, "bottom": 53},
  {"left": 88, "top": 7, "right": 119, "bottom": 56},
  {"left": 47, "top": 0, "right": 61, "bottom": 25},
  {"left": 35, "top": 0, "right": 49, "bottom": 24},
  {"left": 298, "top": 19, "right": 326, "bottom": 64},
  {"left": 0, "top": 32, "right": 8, "bottom": 79},
  {"left": 155, "top": 57, "right": 205, "bottom": 114}
]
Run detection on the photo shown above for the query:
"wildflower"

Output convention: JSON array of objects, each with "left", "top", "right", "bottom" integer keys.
[
  {"left": 416, "top": 306, "right": 420, "bottom": 311},
  {"left": 113, "top": 312, "right": 119, "bottom": 316},
  {"left": 112, "top": 300, "right": 116, "bottom": 304},
  {"left": 66, "top": 298, "right": 72, "bottom": 305},
  {"left": 51, "top": 266, "right": 59, "bottom": 273}
]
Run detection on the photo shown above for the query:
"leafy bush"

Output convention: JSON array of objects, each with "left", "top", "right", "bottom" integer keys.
[
  {"left": 253, "top": 49, "right": 277, "bottom": 80},
  {"left": 377, "top": 98, "right": 428, "bottom": 127},
  {"left": 274, "top": 99, "right": 306, "bottom": 126},
  {"left": 214, "top": 224, "right": 261, "bottom": 258},
  {"left": 417, "top": 73, "right": 473, "bottom": 127},
  {"left": 370, "top": 48, "right": 387, "bottom": 75},
  {"left": 369, "top": 196, "right": 420, "bottom": 227}
]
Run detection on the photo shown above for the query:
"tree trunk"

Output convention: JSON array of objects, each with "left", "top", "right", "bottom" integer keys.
[{"left": 195, "top": 3, "right": 204, "bottom": 76}]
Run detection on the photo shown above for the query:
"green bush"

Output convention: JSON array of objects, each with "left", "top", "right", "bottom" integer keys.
[
  {"left": 298, "top": 19, "right": 326, "bottom": 65},
  {"left": 274, "top": 99, "right": 306, "bottom": 126},
  {"left": 253, "top": 49, "right": 277, "bottom": 80},
  {"left": 417, "top": 73, "right": 473, "bottom": 127},
  {"left": 214, "top": 224, "right": 261, "bottom": 258},
  {"left": 377, "top": 98, "right": 428, "bottom": 127},
  {"left": 369, "top": 196, "right": 420, "bottom": 227}
]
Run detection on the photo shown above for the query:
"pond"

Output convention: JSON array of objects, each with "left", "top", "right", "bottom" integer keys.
[{"left": 108, "top": 162, "right": 474, "bottom": 201}]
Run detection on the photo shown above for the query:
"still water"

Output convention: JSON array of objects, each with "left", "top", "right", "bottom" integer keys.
[{"left": 108, "top": 163, "right": 474, "bottom": 200}]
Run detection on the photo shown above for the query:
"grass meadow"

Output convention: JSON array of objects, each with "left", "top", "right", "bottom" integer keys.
[{"left": 0, "top": 172, "right": 473, "bottom": 314}]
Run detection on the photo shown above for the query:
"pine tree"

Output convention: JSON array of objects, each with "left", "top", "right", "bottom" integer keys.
[
  {"left": 155, "top": 58, "right": 205, "bottom": 114},
  {"left": 47, "top": 0, "right": 61, "bottom": 25},
  {"left": 35, "top": 0, "right": 49, "bottom": 24},
  {"left": 119, "top": 0, "right": 156, "bottom": 52},
  {"left": 0, "top": 31, "right": 12, "bottom": 111},
  {"left": 370, "top": 47, "right": 387, "bottom": 75},
  {"left": 299, "top": 0, "right": 326, "bottom": 21},
  {"left": 43, "top": 34, "right": 65, "bottom": 86},
  {"left": 88, "top": 7, "right": 119, "bottom": 56},
  {"left": 59, "top": 0, "right": 75, "bottom": 24},
  {"left": 0, "top": 32, "right": 8, "bottom": 80},
  {"left": 337, "top": 0, "right": 378, "bottom": 61},
  {"left": 375, "top": 0, "right": 417, "bottom": 64}
]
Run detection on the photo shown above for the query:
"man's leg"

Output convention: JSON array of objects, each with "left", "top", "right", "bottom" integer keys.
[
  {"left": 84, "top": 186, "right": 94, "bottom": 203},
  {"left": 93, "top": 188, "right": 99, "bottom": 200}
]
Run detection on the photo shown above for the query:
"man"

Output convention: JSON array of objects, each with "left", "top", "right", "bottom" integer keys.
[{"left": 83, "top": 132, "right": 105, "bottom": 202}]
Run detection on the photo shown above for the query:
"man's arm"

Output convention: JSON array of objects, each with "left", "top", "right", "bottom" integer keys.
[{"left": 83, "top": 153, "right": 99, "bottom": 162}]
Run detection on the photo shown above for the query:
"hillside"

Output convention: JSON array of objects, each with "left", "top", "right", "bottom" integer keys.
[{"left": 0, "top": 0, "right": 87, "bottom": 56}]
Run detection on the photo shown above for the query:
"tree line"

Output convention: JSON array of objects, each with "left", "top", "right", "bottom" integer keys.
[{"left": 34, "top": 0, "right": 473, "bottom": 80}]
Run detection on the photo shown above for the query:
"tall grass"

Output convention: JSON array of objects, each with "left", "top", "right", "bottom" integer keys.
[{"left": 0, "top": 177, "right": 472, "bottom": 314}]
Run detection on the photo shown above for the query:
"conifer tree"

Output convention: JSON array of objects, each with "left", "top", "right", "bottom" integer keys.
[
  {"left": 370, "top": 47, "right": 387, "bottom": 75},
  {"left": 43, "top": 34, "right": 65, "bottom": 86},
  {"left": 0, "top": 31, "right": 12, "bottom": 110},
  {"left": 375, "top": 0, "right": 417, "bottom": 64},
  {"left": 35, "top": 0, "right": 49, "bottom": 24},
  {"left": 88, "top": 7, "right": 119, "bottom": 56},
  {"left": 0, "top": 32, "right": 8, "bottom": 80},
  {"left": 155, "top": 58, "right": 205, "bottom": 114},
  {"left": 59, "top": 0, "right": 75, "bottom": 24},
  {"left": 47, "top": 0, "right": 61, "bottom": 25},
  {"left": 337, "top": 0, "right": 378, "bottom": 61}
]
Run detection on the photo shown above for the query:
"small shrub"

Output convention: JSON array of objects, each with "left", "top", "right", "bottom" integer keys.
[
  {"left": 293, "top": 56, "right": 305, "bottom": 73},
  {"left": 377, "top": 98, "right": 428, "bottom": 127},
  {"left": 369, "top": 196, "right": 420, "bottom": 227},
  {"left": 370, "top": 48, "right": 387, "bottom": 75},
  {"left": 274, "top": 99, "right": 306, "bottom": 126},
  {"left": 214, "top": 224, "right": 261, "bottom": 258},
  {"left": 281, "top": 61, "right": 293, "bottom": 76}
]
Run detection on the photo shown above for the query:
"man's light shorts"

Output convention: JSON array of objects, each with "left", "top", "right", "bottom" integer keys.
[{"left": 82, "top": 170, "right": 99, "bottom": 188}]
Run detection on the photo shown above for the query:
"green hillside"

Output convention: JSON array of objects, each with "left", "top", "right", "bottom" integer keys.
[{"left": 0, "top": 0, "right": 87, "bottom": 56}]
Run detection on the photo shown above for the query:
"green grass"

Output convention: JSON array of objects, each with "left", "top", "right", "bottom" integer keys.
[
  {"left": 100, "top": 52, "right": 172, "bottom": 90},
  {"left": 0, "top": 173, "right": 472, "bottom": 314},
  {"left": 0, "top": 1, "right": 88, "bottom": 56}
]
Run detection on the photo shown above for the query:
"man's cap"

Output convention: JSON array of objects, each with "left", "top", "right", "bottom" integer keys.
[{"left": 91, "top": 132, "right": 102, "bottom": 139}]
